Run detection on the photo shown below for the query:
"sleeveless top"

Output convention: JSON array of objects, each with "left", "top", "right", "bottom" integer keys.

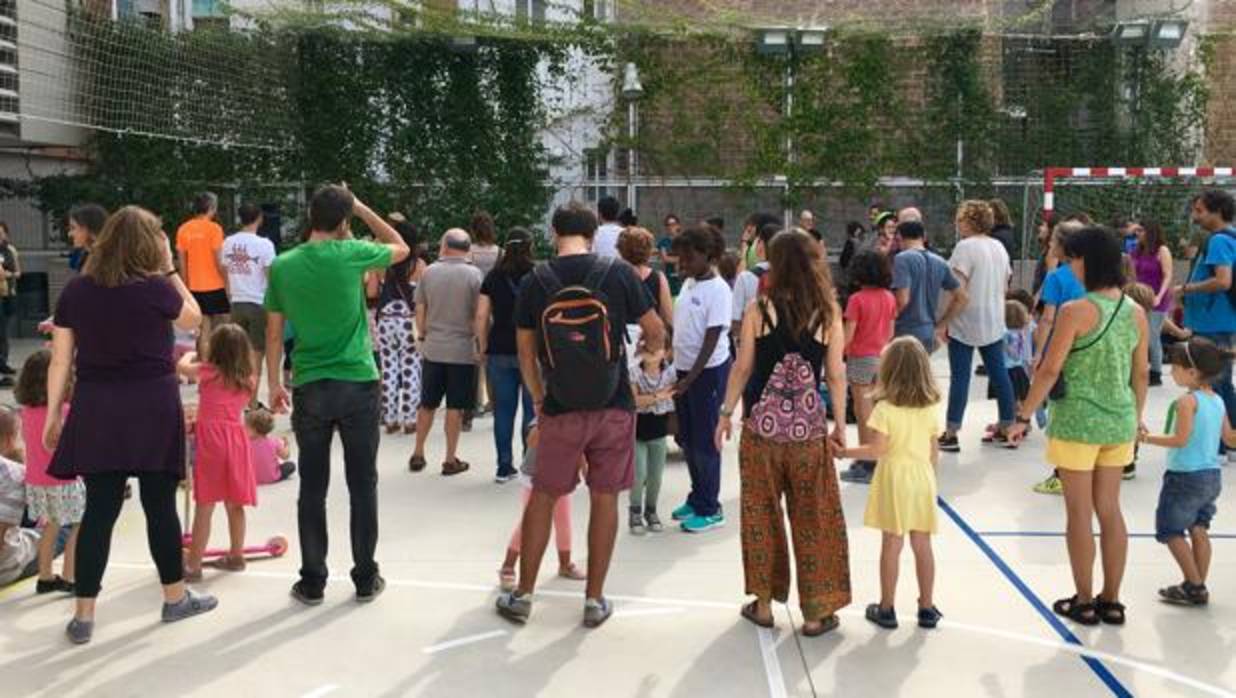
[
  {"left": 1131, "top": 248, "right": 1170, "bottom": 311},
  {"left": 378, "top": 258, "right": 415, "bottom": 310},
  {"left": 1047, "top": 292, "right": 1139, "bottom": 444},
  {"left": 641, "top": 269, "right": 662, "bottom": 312},
  {"left": 1168, "top": 390, "right": 1224, "bottom": 472},
  {"left": 742, "top": 301, "right": 826, "bottom": 418}
]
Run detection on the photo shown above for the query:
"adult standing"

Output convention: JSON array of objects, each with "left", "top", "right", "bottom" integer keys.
[
  {"left": 375, "top": 219, "right": 425, "bottom": 435},
  {"left": 891, "top": 220, "right": 963, "bottom": 353},
  {"left": 988, "top": 198, "right": 1016, "bottom": 259},
  {"left": 656, "top": 213, "right": 683, "bottom": 294},
  {"left": 470, "top": 211, "right": 501, "bottom": 277},
  {"left": 1031, "top": 216, "right": 1054, "bottom": 295},
  {"left": 0, "top": 222, "right": 21, "bottom": 377},
  {"left": 1175, "top": 190, "right": 1236, "bottom": 436},
  {"left": 739, "top": 212, "right": 781, "bottom": 273},
  {"left": 1130, "top": 221, "right": 1174, "bottom": 386},
  {"left": 176, "top": 192, "right": 229, "bottom": 355},
  {"left": 265, "top": 185, "right": 409, "bottom": 606},
  {"left": 221, "top": 203, "right": 277, "bottom": 394},
  {"left": 871, "top": 212, "right": 897, "bottom": 256},
  {"left": 1008, "top": 226, "right": 1148, "bottom": 626},
  {"left": 716, "top": 228, "right": 850, "bottom": 636},
  {"left": 409, "top": 229, "right": 483, "bottom": 476},
  {"left": 938, "top": 200, "right": 1016, "bottom": 452},
  {"left": 46, "top": 206, "right": 214, "bottom": 644},
  {"left": 839, "top": 221, "right": 865, "bottom": 271},
  {"left": 475, "top": 227, "right": 536, "bottom": 483},
  {"left": 731, "top": 224, "right": 778, "bottom": 340},
  {"left": 592, "top": 196, "right": 624, "bottom": 259},
  {"left": 66, "top": 204, "right": 107, "bottom": 272},
  {"left": 496, "top": 202, "right": 664, "bottom": 628},
  {"left": 617, "top": 226, "right": 673, "bottom": 344}
]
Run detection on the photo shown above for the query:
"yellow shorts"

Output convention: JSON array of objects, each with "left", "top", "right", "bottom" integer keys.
[{"left": 1046, "top": 439, "right": 1136, "bottom": 472}]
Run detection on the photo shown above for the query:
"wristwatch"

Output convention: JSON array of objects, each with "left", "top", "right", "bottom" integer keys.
[{"left": 720, "top": 406, "right": 734, "bottom": 418}]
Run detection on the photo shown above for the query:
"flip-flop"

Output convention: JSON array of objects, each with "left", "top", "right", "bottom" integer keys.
[
  {"left": 802, "top": 614, "right": 840, "bottom": 637},
  {"left": 740, "top": 601, "right": 774, "bottom": 629}
]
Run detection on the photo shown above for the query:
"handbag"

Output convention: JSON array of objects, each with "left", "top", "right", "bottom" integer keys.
[{"left": 1046, "top": 294, "right": 1125, "bottom": 401}]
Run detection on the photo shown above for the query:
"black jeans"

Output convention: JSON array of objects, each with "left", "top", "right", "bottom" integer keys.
[
  {"left": 0, "top": 296, "right": 12, "bottom": 368},
  {"left": 291, "top": 379, "right": 381, "bottom": 592},
  {"left": 76, "top": 472, "right": 183, "bottom": 598}
]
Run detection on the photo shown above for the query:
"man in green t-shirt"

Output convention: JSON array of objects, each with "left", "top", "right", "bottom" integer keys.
[{"left": 264, "top": 184, "right": 409, "bottom": 606}]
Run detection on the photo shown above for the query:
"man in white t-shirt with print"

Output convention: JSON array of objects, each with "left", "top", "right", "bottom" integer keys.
[
  {"left": 939, "top": 200, "right": 1015, "bottom": 453},
  {"left": 671, "top": 226, "right": 733, "bottom": 533},
  {"left": 592, "top": 195, "right": 624, "bottom": 259},
  {"left": 223, "top": 202, "right": 277, "bottom": 391}
]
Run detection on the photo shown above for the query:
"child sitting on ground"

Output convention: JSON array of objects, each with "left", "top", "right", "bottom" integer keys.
[
  {"left": 245, "top": 407, "right": 296, "bottom": 484},
  {"left": 1139, "top": 337, "right": 1233, "bottom": 606},
  {"left": 839, "top": 337, "right": 944, "bottom": 630},
  {"left": 630, "top": 340, "right": 675, "bottom": 535},
  {"left": 179, "top": 324, "right": 259, "bottom": 580},
  {"left": 498, "top": 420, "right": 586, "bottom": 591},
  {"left": 15, "top": 350, "right": 83, "bottom": 595},
  {"left": 0, "top": 410, "right": 39, "bottom": 588}
]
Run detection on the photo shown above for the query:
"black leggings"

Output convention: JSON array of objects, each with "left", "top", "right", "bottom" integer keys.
[{"left": 76, "top": 472, "right": 184, "bottom": 598}]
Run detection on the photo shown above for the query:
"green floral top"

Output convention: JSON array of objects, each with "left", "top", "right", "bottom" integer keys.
[{"left": 1047, "top": 292, "right": 1139, "bottom": 444}]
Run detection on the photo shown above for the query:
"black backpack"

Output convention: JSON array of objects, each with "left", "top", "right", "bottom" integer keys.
[{"left": 534, "top": 257, "right": 621, "bottom": 410}]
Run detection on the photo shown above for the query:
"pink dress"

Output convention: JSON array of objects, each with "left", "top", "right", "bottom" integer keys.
[
  {"left": 251, "top": 435, "right": 284, "bottom": 485},
  {"left": 193, "top": 365, "right": 257, "bottom": 506}
]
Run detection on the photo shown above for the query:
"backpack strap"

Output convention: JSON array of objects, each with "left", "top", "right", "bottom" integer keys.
[
  {"left": 533, "top": 262, "right": 563, "bottom": 297},
  {"left": 583, "top": 256, "right": 615, "bottom": 293}
]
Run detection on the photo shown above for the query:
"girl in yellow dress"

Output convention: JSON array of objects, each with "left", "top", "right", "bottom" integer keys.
[{"left": 839, "top": 336, "right": 942, "bottom": 630}]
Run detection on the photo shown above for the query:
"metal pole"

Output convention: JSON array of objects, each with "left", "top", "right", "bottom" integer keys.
[
  {"left": 627, "top": 99, "right": 637, "bottom": 213},
  {"left": 783, "top": 52, "right": 794, "bottom": 226}
]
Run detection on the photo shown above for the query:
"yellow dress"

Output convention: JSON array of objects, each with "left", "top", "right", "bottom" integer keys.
[{"left": 863, "top": 401, "right": 940, "bottom": 535}]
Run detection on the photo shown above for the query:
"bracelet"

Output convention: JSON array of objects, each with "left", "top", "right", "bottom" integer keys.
[{"left": 1015, "top": 415, "right": 1032, "bottom": 425}]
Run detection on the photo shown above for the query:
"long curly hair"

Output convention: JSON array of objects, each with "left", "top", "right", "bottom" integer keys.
[
  {"left": 765, "top": 228, "right": 836, "bottom": 337},
  {"left": 206, "top": 324, "right": 255, "bottom": 394}
]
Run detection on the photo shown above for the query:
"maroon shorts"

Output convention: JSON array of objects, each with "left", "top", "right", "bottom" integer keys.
[{"left": 533, "top": 409, "right": 636, "bottom": 496}]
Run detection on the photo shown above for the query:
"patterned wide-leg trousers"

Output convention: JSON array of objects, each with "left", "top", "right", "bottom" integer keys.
[{"left": 376, "top": 301, "right": 421, "bottom": 427}]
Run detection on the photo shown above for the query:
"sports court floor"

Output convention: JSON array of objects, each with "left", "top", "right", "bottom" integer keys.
[{"left": 1, "top": 340, "right": 1233, "bottom": 697}]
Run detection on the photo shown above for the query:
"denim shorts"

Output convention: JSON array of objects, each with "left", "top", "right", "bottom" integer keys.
[{"left": 1155, "top": 469, "right": 1222, "bottom": 542}]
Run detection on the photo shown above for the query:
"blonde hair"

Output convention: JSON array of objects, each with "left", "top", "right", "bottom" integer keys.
[
  {"left": 955, "top": 200, "right": 994, "bottom": 235},
  {"left": 1005, "top": 300, "right": 1029, "bottom": 330},
  {"left": 873, "top": 337, "right": 940, "bottom": 408},
  {"left": 1123, "top": 281, "right": 1156, "bottom": 312},
  {"left": 84, "top": 206, "right": 168, "bottom": 287},
  {"left": 245, "top": 406, "right": 275, "bottom": 435}
]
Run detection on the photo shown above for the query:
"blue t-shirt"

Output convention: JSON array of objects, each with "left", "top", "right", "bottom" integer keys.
[
  {"left": 1039, "top": 264, "right": 1086, "bottom": 309},
  {"left": 891, "top": 248, "right": 959, "bottom": 341},
  {"left": 1169, "top": 391, "right": 1224, "bottom": 472},
  {"left": 1184, "top": 229, "right": 1236, "bottom": 334}
]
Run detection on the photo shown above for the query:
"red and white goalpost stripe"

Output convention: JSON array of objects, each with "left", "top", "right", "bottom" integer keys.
[{"left": 1042, "top": 166, "right": 1236, "bottom": 221}]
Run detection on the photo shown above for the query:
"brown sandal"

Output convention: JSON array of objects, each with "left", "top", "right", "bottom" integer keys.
[
  {"left": 205, "top": 555, "right": 247, "bottom": 572},
  {"left": 802, "top": 614, "right": 840, "bottom": 637},
  {"left": 442, "top": 459, "right": 470, "bottom": 476},
  {"left": 408, "top": 454, "right": 427, "bottom": 473},
  {"left": 740, "top": 601, "right": 774, "bottom": 629}
]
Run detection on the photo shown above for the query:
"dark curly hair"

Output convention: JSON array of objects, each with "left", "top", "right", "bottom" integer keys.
[
  {"left": 848, "top": 249, "right": 892, "bottom": 289},
  {"left": 14, "top": 349, "right": 53, "bottom": 407}
]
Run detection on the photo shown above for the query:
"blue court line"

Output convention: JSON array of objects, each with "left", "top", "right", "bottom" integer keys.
[
  {"left": 978, "top": 531, "right": 1236, "bottom": 540},
  {"left": 938, "top": 497, "right": 1134, "bottom": 698}
]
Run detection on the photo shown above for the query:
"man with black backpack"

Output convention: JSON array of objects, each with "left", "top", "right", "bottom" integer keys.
[
  {"left": 1176, "top": 189, "right": 1236, "bottom": 439},
  {"left": 496, "top": 202, "right": 665, "bottom": 629}
]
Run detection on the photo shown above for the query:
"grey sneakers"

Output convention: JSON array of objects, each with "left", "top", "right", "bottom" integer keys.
[
  {"left": 496, "top": 590, "right": 532, "bottom": 624},
  {"left": 161, "top": 588, "right": 219, "bottom": 623},
  {"left": 583, "top": 597, "right": 613, "bottom": 628},
  {"left": 65, "top": 618, "right": 93, "bottom": 645}
]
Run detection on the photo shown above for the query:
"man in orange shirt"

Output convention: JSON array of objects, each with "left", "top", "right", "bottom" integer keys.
[{"left": 176, "top": 192, "right": 230, "bottom": 354}]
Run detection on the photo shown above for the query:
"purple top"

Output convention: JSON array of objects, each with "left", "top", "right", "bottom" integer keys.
[
  {"left": 48, "top": 276, "right": 187, "bottom": 478},
  {"left": 1131, "top": 248, "right": 1170, "bottom": 312}
]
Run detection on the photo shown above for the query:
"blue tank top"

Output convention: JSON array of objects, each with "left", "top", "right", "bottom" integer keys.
[{"left": 1168, "top": 391, "right": 1224, "bottom": 472}]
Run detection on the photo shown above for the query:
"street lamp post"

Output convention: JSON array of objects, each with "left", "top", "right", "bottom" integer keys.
[{"left": 621, "top": 62, "right": 644, "bottom": 214}]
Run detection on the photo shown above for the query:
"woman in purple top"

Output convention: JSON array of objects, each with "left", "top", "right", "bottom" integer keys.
[
  {"left": 1130, "top": 221, "right": 1174, "bottom": 385},
  {"left": 45, "top": 206, "right": 217, "bottom": 645}
]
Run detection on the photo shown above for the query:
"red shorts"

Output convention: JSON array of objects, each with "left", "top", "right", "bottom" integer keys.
[{"left": 533, "top": 409, "right": 636, "bottom": 496}]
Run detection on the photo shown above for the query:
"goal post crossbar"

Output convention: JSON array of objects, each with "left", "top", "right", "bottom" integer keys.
[{"left": 1043, "top": 166, "right": 1236, "bottom": 222}]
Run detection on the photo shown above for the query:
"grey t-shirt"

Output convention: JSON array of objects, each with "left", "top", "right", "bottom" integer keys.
[
  {"left": 414, "top": 257, "right": 483, "bottom": 365},
  {"left": 892, "top": 248, "right": 959, "bottom": 342}
]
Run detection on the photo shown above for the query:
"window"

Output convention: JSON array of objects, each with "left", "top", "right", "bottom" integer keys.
[
  {"left": 515, "top": 0, "right": 546, "bottom": 23},
  {"left": 582, "top": 0, "right": 609, "bottom": 21},
  {"left": 584, "top": 148, "right": 611, "bottom": 203}
]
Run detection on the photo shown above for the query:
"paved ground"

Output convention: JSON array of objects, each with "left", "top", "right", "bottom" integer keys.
[{"left": 1, "top": 339, "right": 1234, "bottom": 697}]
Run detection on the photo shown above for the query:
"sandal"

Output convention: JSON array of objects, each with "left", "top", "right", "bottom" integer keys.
[
  {"left": 408, "top": 454, "right": 427, "bottom": 473},
  {"left": 1052, "top": 595, "right": 1100, "bottom": 626},
  {"left": 384, "top": 424, "right": 400, "bottom": 435},
  {"left": 740, "top": 601, "right": 774, "bottom": 629},
  {"left": 183, "top": 565, "right": 203, "bottom": 583},
  {"left": 441, "top": 459, "right": 470, "bottom": 476},
  {"left": 1159, "top": 581, "right": 1209, "bottom": 607},
  {"left": 1094, "top": 597, "right": 1126, "bottom": 625},
  {"left": 498, "top": 568, "right": 516, "bottom": 592},
  {"left": 205, "top": 555, "right": 247, "bottom": 572},
  {"left": 557, "top": 563, "right": 586, "bottom": 581},
  {"left": 802, "top": 614, "right": 840, "bottom": 637}
]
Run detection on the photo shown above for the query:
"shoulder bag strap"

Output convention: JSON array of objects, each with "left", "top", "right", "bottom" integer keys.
[{"left": 1071, "top": 294, "right": 1126, "bottom": 354}]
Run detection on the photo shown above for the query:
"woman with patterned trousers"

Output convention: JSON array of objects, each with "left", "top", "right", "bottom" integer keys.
[
  {"left": 376, "top": 219, "right": 425, "bottom": 434},
  {"left": 716, "top": 229, "right": 851, "bottom": 636}
]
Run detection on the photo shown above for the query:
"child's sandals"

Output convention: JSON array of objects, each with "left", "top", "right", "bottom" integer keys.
[
  {"left": 498, "top": 567, "right": 517, "bottom": 592},
  {"left": 205, "top": 555, "right": 247, "bottom": 572},
  {"left": 1094, "top": 596, "right": 1126, "bottom": 625},
  {"left": 1052, "top": 595, "right": 1100, "bottom": 626},
  {"left": 557, "top": 563, "right": 586, "bottom": 581}
]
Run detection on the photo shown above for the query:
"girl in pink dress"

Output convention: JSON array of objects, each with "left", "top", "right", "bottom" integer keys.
[{"left": 179, "top": 324, "right": 257, "bottom": 579}]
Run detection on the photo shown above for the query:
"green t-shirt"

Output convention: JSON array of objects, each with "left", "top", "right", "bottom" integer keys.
[{"left": 265, "top": 239, "right": 392, "bottom": 386}]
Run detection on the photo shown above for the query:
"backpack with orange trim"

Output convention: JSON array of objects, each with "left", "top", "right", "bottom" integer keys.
[{"left": 534, "top": 257, "right": 621, "bottom": 410}]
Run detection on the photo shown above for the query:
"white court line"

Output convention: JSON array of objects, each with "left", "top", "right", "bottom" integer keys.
[
  {"left": 423, "top": 630, "right": 508, "bottom": 654},
  {"left": 299, "top": 683, "right": 338, "bottom": 698},
  {"left": 756, "top": 627, "right": 788, "bottom": 698},
  {"left": 612, "top": 606, "right": 686, "bottom": 619},
  {"left": 103, "top": 562, "right": 1235, "bottom": 697}
]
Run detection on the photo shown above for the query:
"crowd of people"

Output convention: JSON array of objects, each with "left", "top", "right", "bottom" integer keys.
[{"left": 0, "top": 186, "right": 1230, "bottom": 644}]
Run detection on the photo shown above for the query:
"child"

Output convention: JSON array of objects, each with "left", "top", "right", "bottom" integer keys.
[
  {"left": 840, "top": 249, "right": 897, "bottom": 485},
  {"left": 179, "top": 324, "right": 258, "bottom": 580},
  {"left": 246, "top": 407, "right": 296, "bottom": 485},
  {"left": 984, "top": 300, "right": 1033, "bottom": 438},
  {"left": 671, "top": 226, "right": 733, "bottom": 533},
  {"left": 1139, "top": 338, "right": 1233, "bottom": 606},
  {"left": 839, "top": 337, "right": 943, "bottom": 630},
  {"left": 0, "top": 410, "right": 39, "bottom": 588},
  {"left": 630, "top": 340, "right": 675, "bottom": 535},
  {"left": 15, "top": 350, "right": 83, "bottom": 594},
  {"left": 1121, "top": 282, "right": 1159, "bottom": 481},
  {"left": 498, "top": 420, "right": 585, "bottom": 591}
]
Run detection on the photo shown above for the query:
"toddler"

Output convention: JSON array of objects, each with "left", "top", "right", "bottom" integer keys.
[
  {"left": 840, "top": 249, "right": 897, "bottom": 485},
  {"left": 245, "top": 407, "right": 296, "bottom": 484},
  {"left": 630, "top": 341, "right": 675, "bottom": 535}
]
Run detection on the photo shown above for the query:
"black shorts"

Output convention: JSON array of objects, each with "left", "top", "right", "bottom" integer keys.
[
  {"left": 192, "top": 289, "right": 231, "bottom": 317},
  {"left": 421, "top": 360, "right": 477, "bottom": 411}
]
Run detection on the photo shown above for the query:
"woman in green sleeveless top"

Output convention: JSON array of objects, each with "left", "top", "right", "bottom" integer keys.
[{"left": 1007, "top": 227, "right": 1150, "bottom": 627}]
